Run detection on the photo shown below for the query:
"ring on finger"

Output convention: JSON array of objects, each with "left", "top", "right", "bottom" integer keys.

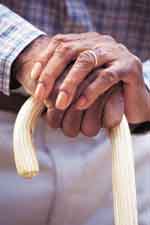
[{"left": 83, "top": 50, "right": 99, "bottom": 68}]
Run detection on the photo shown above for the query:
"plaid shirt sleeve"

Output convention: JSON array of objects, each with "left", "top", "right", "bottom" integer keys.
[
  {"left": 0, "top": 4, "right": 45, "bottom": 95},
  {"left": 143, "top": 60, "right": 150, "bottom": 91}
]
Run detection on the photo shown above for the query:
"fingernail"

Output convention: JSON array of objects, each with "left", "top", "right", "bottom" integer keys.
[
  {"left": 31, "top": 62, "right": 42, "bottom": 80},
  {"left": 76, "top": 96, "right": 87, "bottom": 109},
  {"left": 56, "top": 91, "right": 69, "bottom": 109},
  {"left": 34, "top": 83, "right": 45, "bottom": 101}
]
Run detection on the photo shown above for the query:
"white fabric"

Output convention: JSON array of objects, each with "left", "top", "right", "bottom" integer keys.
[{"left": 0, "top": 110, "right": 149, "bottom": 225}]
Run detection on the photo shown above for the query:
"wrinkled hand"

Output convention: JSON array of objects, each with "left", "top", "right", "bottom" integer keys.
[
  {"left": 14, "top": 36, "right": 50, "bottom": 95},
  {"left": 34, "top": 32, "right": 150, "bottom": 124},
  {"left": 14, "top": 35, "right": 111, "bottom": 137},
  {"left": 46, "top": 67, "right": 124, "bottom": 136}
]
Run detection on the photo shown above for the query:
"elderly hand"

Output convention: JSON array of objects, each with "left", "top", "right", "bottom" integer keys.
[
  {"left": 34, "top": 32, "right": 150, "bottom": 124},
  {"left": 15, "top": 35, "right": 111, "bottom": 137},
  {"left": 46, "top": 66, "right": 124, "bottom": 136}
]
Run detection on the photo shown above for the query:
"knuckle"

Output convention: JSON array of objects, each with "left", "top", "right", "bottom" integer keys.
[
  {"left": 84, "top": 89, "right": 95, "bottom": 104},
  {"left": 103, "top": 35, "right": 115, "bottom": 43},
  {"left": 52, "top": 34, "right": 64, "bottom": 42},
  {"left": 35, "top": 58, "right": 45, "bottom": 66},
  {"left": 107, "top": 70, "right": 118, "bottom": 82},
  {"left": 55, "top": 43, "right": 73, "bottom": 57},
  {"left": 123, "top": 54, "right": 143, "bottom": 83},
  {"left": 77, "top": 52, "right": 94, "bottom": 68},
  {"left": 91, "top": 32, "right": 100, "bottom": 37},
  {"left": 61, "top": 43, "right": 72, "bottom": 52},
  {"left": 42, "top": 71, "right": 55, "bottom": 83},
  {"left": 117, "top": 43, "right": 128, "bottom": 51},
  {"left": 100, "top": 70, "right": 119, "bottom": 84},
  {"left": 42, "top": 71, "right": 50, "bottom": 77},
  {"left": 117, "top": 44, "right": 142, "bottom": 78},
  {"left": 61, "top": 78, "right": 78, "bottom": 89},
  {"left": 131, "top": 55, "right": 142, "bottom": 75}
]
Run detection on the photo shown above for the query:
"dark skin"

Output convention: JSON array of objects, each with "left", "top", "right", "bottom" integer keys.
[
  {"left": 15, "top": 33, "right": 150, "bottom": 137},
  {"left": 46, "top": 66, "right": 124, "bottom": 136},
  {"left": 16, "top": 36, "right": 120, "bottom": 137}
]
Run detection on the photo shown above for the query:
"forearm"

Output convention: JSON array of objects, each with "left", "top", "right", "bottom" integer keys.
[
  {"left": 0, "top": 4, "right": 45, "bottom": 95},
  {"left": 12, "top": 35, "right": 50, "bottom": 95}
]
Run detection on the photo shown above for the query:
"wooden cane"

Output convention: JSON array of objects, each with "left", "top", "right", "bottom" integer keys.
[
  {"left": 13, "top": 96, "right": 138, "bottom": 225},
  {"left": 110, "top": 115, "right": 138, "bottom": 225}
]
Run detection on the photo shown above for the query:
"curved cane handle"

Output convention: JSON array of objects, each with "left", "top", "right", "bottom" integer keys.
[
  {"left": 13, "top": 97, "right": 44, "bottom": 178},
  {"left": 13, "top": 96, "right": 138, "bottom": 224}
]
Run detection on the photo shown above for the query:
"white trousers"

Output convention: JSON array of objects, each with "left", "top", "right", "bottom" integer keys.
[{"left": 0, "top": 110, "right": 149, "bottom": 225}]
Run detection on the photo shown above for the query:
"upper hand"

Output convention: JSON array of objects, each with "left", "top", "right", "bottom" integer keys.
[
  {"left": 33, "top": 32, "right": 150, "bottom": 124},
  {"left": 46, "top": 66, "right": 124, "bottom": 137}
]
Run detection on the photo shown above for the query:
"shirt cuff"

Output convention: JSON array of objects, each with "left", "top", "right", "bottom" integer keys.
[
  {"left": 143, "top": 60, "right": 150, "bottom": 91},
  {"left": 0, "top": 4, "right": 46, "bottom": 95}
]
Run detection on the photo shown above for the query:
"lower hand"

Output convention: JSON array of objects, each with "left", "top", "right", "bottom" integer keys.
[
  {"left": 14, "top": 35, "right": 109, "bottom": 137},
  {"left": 46, "top": 66, "right": 124, "bottom": 137}
]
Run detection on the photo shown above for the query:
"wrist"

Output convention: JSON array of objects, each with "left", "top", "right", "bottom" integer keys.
[
  {"left": 11, "top": 35, "right": 49, "bottom": 89},
  {"left": 125, "top": 86, "right": 150, "bottom": 123},
  {"left": 16, "top": 35, "right": 49, "bottom": 65}
]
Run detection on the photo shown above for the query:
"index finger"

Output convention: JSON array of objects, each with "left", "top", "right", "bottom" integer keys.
[
  {"left": 55, "top": 48, "right": 111, "bottom": 110},
  {"left": 75, "top": 65, "right": 121, "bottom": 109}
]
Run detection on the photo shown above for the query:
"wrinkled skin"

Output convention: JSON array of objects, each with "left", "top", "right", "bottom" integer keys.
[
  {"left": 15, "top": 33, "right": 150, "bottom": 137},
  {"left": 15, "top": 36, "right": 116, "bottom": 137}
]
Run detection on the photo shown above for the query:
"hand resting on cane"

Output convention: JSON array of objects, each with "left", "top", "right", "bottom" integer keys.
[
  {"left": 14, "top": 32, "right": 150, "bottom": 138},
  {"left": 33, "top": 32, "right": 150, "bottom": 128},
  {"left": 14, "top": 34, "right": 124, "bottom": 137}
]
